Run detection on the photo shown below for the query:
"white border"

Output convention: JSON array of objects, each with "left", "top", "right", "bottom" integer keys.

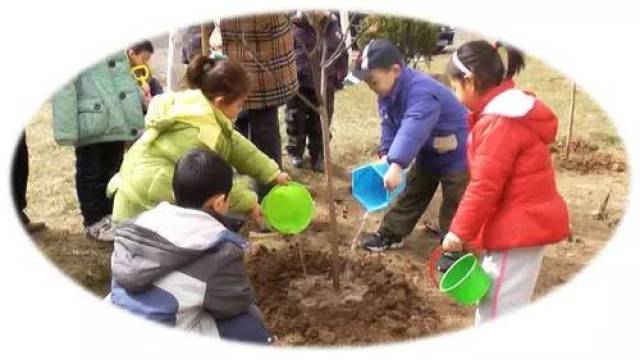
[{"left": 1, "top": 0, "right": 638, "bottom": 358}]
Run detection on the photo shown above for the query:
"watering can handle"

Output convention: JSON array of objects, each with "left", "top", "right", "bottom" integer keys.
[{"left": 426, "top": 243, "right": 484, "bottom": 288}]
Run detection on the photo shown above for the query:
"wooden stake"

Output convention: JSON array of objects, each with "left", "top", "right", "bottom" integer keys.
[{"left": 564, "top": 82, "right": 577, "bottom": 156}]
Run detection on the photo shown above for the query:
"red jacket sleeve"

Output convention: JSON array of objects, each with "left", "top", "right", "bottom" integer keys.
[{"left": 449, "top": 117, "right": 521, "bottom": 245}]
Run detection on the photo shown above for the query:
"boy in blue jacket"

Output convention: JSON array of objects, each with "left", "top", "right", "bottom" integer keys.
[{"left": 353, "top": 40, "right": 469, "bottom": 269}]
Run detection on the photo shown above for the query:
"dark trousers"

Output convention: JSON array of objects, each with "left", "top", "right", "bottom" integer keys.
[
  {"left": 379, "top": 166, "right": 469, "bottom": 240},
  {"left": 12, "top": 132, "right": 29, "bottom": 224},
  {"left": 285, "top": 87, "right": 335, "bottom": 160},
  {"left": 75, "top": 141, "right": 125, "bottom": 226},
  {"left": 235, "top": 106, "right": 282, "bottom": 199}
]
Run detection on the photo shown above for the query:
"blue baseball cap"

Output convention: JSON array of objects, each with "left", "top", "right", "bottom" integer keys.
[{"left": 351, "top": 39, "right": 403, "bottom": 81}]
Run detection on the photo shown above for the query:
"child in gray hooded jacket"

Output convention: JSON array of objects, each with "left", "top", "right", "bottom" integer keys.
[{"left": 109, "top": 148, "right": 272, "bottom": 344}]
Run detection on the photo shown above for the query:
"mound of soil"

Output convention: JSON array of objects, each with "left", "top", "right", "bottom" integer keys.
[
  {"left": 552, "top": 138, "right": 626, "bottom": 174},
  {"left": 246, "top": 244, "right": 442, "bottom": 346}
]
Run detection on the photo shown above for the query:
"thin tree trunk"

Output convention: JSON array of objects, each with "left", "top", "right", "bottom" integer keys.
[{"left": 314, "top": 36, "right": 341, "bottom": 291}]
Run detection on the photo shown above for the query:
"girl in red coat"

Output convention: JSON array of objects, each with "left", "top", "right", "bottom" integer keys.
[{"left": 442, "top": 40, "right": 570, "bottom": 324}]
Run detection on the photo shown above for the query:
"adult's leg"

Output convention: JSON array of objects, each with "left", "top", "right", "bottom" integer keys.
[
  {"left": 235, "top": 110, "right": 250, "bottom": 139},
  {"left": 245, "top": 106, "right": 282, "bottom": 168},
  {"left": 285, "top": 89, "right": 313, "bottom": 158},
  {"left": 243, "top": 106, "right": 282, "bottom": 199},
  {"left": 307, "top": 88, "right": 334, "bottom": 161},
  {"left": 378, "top": 166, "right": 440, "bottom": 239},
  {"left": 12, "top": 132, "right": 28, "bottom": 224}
]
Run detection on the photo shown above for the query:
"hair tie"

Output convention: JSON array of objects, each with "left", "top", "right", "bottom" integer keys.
[{"left": 452, "top": 50, "right": 473, "bottom": 78}]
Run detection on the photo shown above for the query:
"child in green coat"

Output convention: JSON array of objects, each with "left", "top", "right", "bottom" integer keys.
[
  {"left": 110, "top": 56, "right": 290, "bottom": 224},
  {"left": 52, "top": 40, "right": 160, "bottom": 242}
]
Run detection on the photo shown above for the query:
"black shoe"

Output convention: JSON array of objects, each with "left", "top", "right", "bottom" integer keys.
[
  {"left": 437, "top": 251, "right": 464, "bottom": 273},
  {"left": 311, "top": 157, "right": 324, "bottom": 173},
  {"left": 290, "top": 155, "right": 304, "bottom": 169},
  {"left": 362, "top": 232, "right": 403, "bottom": 252}
]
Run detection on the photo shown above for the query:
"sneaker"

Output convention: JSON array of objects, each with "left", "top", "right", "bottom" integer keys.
[
  {"left": 437, "top": 251, "right": 464, "bottom": 273},
  {"left": 310, "top": 157, "right": 324, "bottom": 173},
  {"left": 362, "top": 232, "right": 403, "bottom": 252},
  {"left": 85, "top": 215, "right": 116, "bottom": 242},
  {"left": 290, "top": 155, "right": 304, "bottom": 169}
]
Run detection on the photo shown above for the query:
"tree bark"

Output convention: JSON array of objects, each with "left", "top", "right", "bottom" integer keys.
[{"left": 311, "top": 35, "right": 341, "bottom": 291}]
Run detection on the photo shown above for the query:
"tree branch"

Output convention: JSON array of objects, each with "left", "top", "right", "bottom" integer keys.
[
  {"left": 324, "top": 29, "right": 363, "bottom": 70},
  {"left": 323, "top": 13, "right": 365, "bottom": 70},
  {"left": 294, "top": 90, "right": 321, "bottom": 113}
]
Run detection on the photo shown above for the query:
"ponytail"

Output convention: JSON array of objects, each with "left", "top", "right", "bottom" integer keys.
[
  {"left": 186, "top": 54, "right": 214, "bottom": 89},
  {"left": 185, "top": 54, "right": 251, "bottom": 104},
  {"left": 446, "top": 40, "right": 526, "bottom": 93},
  {"left": 495, "top": 41, "right": 526, "bottom": 79}
]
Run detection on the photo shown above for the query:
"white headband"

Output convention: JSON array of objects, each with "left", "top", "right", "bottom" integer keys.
[{"left": 452, "top": 51, "right": 473, "bottom": 78}]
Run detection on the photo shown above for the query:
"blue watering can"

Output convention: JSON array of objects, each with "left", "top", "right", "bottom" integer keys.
[{"left": 351, "top": 161, "right": 406, "bottom": 213}]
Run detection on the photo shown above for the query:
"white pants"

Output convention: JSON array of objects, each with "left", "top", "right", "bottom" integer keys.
[{"left": 476, "top": 246, "right": 545, "bottom": 325}]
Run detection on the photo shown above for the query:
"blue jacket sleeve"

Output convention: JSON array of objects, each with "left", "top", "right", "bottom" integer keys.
[
  {"left": 386, "top": 86, "right": 441, "bottom": 168},
  {"left": 378, "top": 103, "right": 395, "bottom": 157}
]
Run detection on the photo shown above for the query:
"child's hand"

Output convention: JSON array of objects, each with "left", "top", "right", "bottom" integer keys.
[
  {"left": 274, "top": 172, "right": 291, "bottom": 185},
  {"left": 442, "top": 232, "right": 464, "bottom": 252},
  {"left": 250, "top": 204, "right": 264, "bottom": 225},
  {"left": 383, "top": 163, "right": 403, "bottom": 191}
]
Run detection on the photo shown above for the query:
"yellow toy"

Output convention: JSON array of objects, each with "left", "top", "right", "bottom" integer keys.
[{"left": 130, "top": 64, "right": 151, "bottom": 87}]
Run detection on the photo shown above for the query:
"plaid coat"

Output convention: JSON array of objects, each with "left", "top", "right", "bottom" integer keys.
[{"left": 221, "top": 13, "right": 298, "bottom": 110}]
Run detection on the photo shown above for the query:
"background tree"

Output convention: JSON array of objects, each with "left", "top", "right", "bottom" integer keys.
[{"left": 357, "top": 15, "right": 439, "bottom": 67}]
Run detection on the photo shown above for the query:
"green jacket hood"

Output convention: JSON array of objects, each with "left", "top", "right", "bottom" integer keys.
[{"left": 142, "top": 89, "right": 234, "bottom": 147}]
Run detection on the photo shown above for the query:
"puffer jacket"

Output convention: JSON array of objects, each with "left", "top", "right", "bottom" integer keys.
[
  {"left": 109, "top": 202, "right": 272, "bottom": 343},
  {"left": 449, "top": 80, "right": 570, "bottom": 251},
  {"left": 378, "top": 66, "right": 469, "bottom": 174},
  {"left": 110, "top": 89, "right": 280, "bottom": 223},
  {"left": 52, "top": 51, "right": 145, "bottom": 146}
]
